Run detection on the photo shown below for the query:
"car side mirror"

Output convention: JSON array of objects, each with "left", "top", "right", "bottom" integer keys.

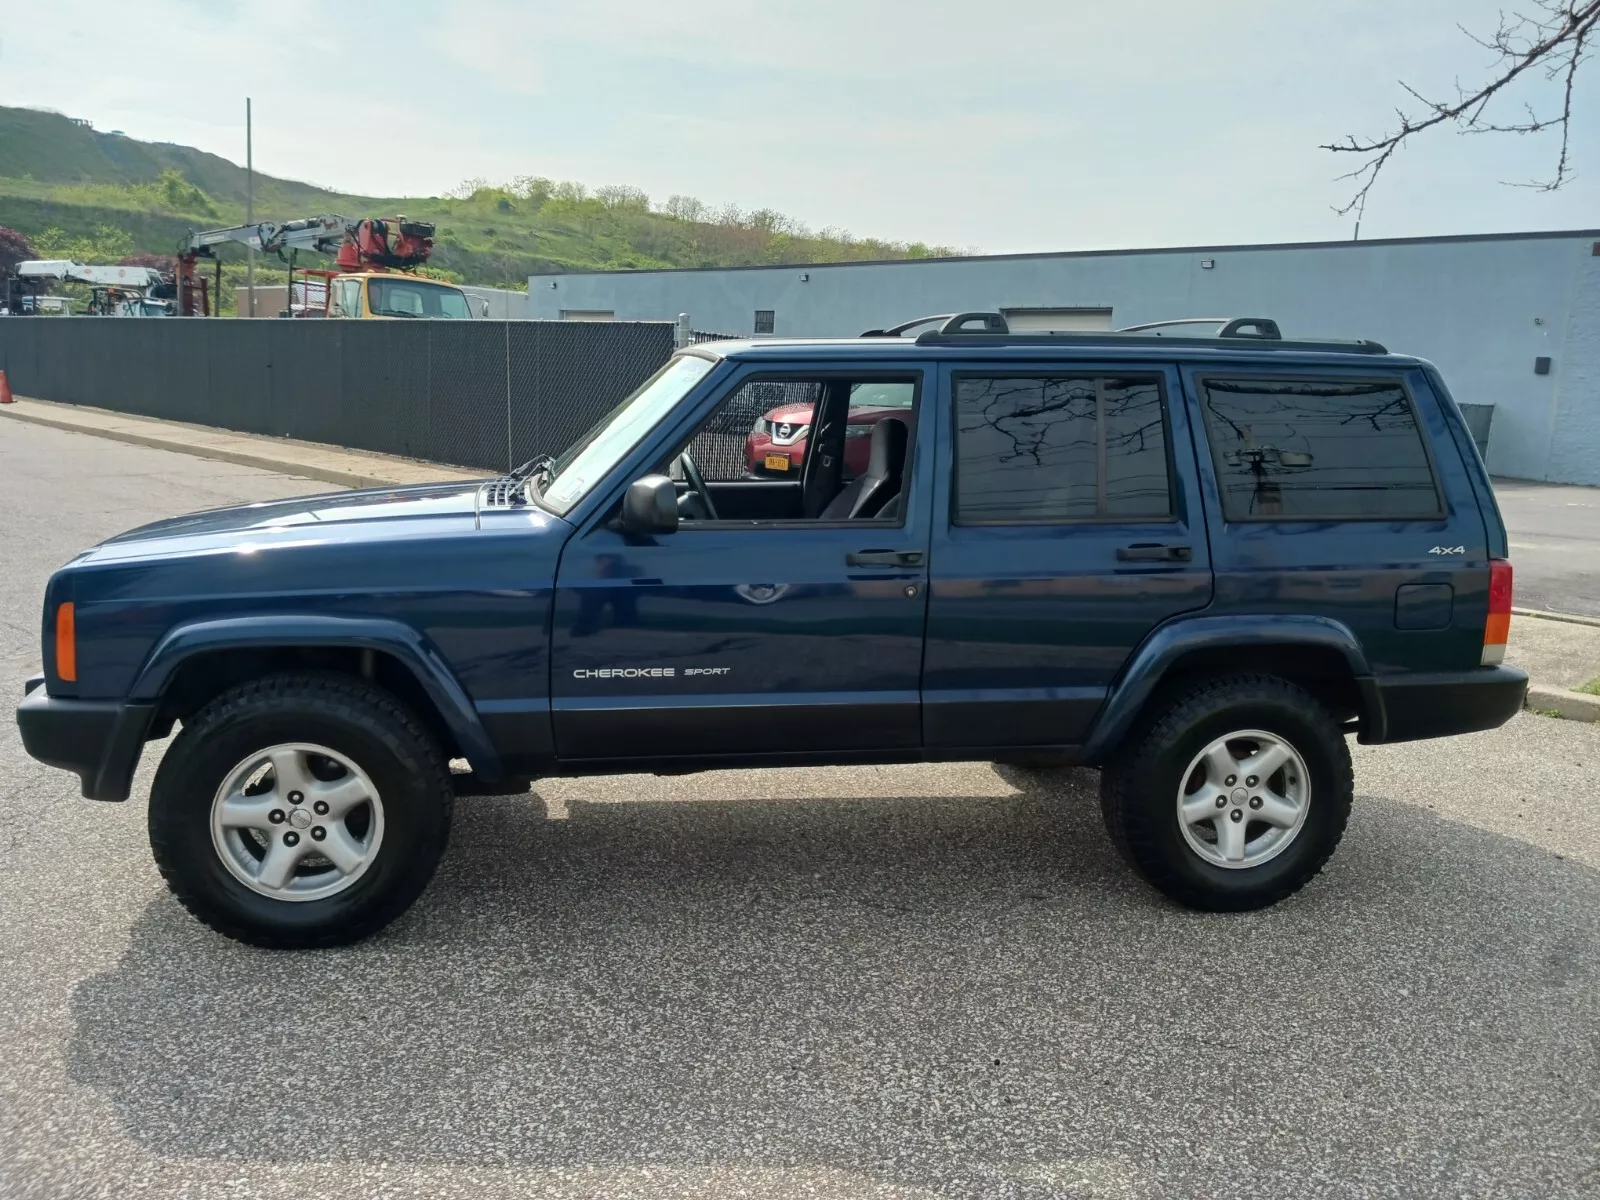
[{"left": 620, "top": 475, "right": 679, "bottom": 535}]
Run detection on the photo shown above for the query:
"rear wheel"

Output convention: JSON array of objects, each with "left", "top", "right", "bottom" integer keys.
[
  {"left": 149, "top": 673, "right": 453, "bottom": 948},
  {"left": 1099, "top": 675, "right": 1352, "bottom": 911}
]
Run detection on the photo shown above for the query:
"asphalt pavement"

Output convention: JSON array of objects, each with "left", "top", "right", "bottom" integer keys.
[
  {"left": 1495, "top": 478, "right": 1600, "bottom": 619},
  {"left": 2, "top": 421, "right": 1599, "bottom": 1200}
]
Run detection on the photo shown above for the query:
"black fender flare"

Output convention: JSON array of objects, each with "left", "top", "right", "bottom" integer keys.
[
  {"left": 1080, "top": 614, "right": 1379, "bottom": 763},
  {"left": 130, "top": 614, "right": 504, "bottom": 781}
]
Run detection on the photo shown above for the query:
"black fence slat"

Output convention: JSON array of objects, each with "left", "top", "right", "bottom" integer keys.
[
  {"left": 426, "top": 321, "right": 510, "bottom": 472},
  {"left": 207, "top": 319, "right": 273, "bottom": 434},
  {"left": 344, "top": 321, "right": 430, "bottom": 460},
  {"left": 0, "top": 317, "right": 681, "bottom": 477}
]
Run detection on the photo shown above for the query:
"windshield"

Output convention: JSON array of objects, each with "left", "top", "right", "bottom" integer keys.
[
  {"left": 542, "top": 355, "right": 716, "bottom": 514},
  {"left": 367, "top": 277, "right": 472, "bottom": 319}
]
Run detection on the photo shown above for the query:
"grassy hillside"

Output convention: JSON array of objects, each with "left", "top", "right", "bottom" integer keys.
[{"left": 0, "top": 105, "right": 957, "bottom": 304}]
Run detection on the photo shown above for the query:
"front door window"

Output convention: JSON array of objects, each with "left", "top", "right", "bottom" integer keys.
[{"left": 678, "top": 372, "right": 921, "bottom": 523}]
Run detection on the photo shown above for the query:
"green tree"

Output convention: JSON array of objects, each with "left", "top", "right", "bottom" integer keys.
[{"left": 31, "top": 224, "right": 136, "bottom": 262}]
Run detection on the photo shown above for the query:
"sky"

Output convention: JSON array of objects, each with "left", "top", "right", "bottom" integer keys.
[{"left": 2, "top": 0, "right": 1596, "bottom": 254}]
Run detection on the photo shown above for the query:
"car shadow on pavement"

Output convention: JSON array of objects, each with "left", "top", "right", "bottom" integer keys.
[{"left": 67, "top": 770, "right": 1600, "bottom": 1198}]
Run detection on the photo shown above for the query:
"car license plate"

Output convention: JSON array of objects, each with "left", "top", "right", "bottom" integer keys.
[{"left": 764, "top": 454, "right": 789, "bottom": 471}]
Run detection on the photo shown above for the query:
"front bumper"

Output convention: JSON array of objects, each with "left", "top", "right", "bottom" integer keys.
[
  {"left": 1364, "top": 665, "right": 1529, "bottom": 744},
  {"left": 16, "top": 678, "right": 154, "bottom": 801}
]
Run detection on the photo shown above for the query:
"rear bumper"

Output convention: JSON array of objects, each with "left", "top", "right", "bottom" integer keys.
[
  {"left": 16, "top": 681, "right": 154, "bottom": 801},
  {"left": 1362, "top": 665, "right": 1528, "bottom": 744}
]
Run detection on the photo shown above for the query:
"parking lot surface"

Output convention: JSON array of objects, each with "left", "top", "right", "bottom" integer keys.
[
  {"left": 1495, "top": 478, "right": 1600, "bottom": 619},
  {"left": 2, "top": 421, "right": 1598, "bottom": 1199}
]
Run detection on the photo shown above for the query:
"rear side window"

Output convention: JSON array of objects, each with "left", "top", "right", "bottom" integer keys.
[
  {"left": 953, "top": 374, "right": 1172, "bottom": 523},
  {"left": 1197, "top": 376, "right": 1440, "bottom": 521}
]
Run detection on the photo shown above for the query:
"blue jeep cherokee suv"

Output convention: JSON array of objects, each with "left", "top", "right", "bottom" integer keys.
[{"left": 16, "top": 313, "right": 1527, "bottom": 947}]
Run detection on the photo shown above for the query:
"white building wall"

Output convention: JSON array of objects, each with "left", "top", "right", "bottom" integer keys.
[{"left": 531, "top": 231, "right": 1600, "bottom": 485}]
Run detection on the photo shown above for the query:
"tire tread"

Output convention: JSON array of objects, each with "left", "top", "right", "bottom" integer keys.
[
  {"left": 148, "top": 671, "right": 453, "bottom": 949},
  {"left": 1100, "top": 673, "right": 1353, "bottom": 911}
]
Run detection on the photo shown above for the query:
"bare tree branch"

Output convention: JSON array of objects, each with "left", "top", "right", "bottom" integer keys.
[{"left": 1323, "top": 0, "right": 1598, "bottom": 214}]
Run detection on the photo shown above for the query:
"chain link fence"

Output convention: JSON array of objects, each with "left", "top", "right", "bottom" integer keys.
[{"left": 0, "top": 318, "right": 677, "bottom": 473}]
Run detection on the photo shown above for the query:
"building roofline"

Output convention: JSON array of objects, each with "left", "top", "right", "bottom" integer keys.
[{"left": 537, "top": 227, "right": 1600, "bottom": 278}]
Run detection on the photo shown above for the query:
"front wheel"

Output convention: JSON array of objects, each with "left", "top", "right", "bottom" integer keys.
[
  {"left": 1099, "top": 675, "right": 1353, "bottom": 911},
  {"left": 149, "top": 673, "right": 454, "bottom": 948}
]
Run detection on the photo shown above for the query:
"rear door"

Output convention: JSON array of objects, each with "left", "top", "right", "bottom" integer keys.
[
  {"left": 1182, "top": 365, "right": 1489, "bottom": 674},
  {"left": 922, "top": 360, "right": 1214, "bottom": 751}
]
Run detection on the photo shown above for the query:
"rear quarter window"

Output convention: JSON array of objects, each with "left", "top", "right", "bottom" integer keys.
[{"left": 1196, "top": 375, "right": 1441, "bottom": 521}]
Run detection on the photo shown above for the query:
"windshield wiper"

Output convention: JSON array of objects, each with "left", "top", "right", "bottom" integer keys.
[
  {"left": 500, "top": 454, "right": 555, "bottom": 509},
  {"left": 510, "top": 454, "right": 554, "bottom": 485}
]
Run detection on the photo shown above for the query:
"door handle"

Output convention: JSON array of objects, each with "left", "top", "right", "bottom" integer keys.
[
  {"left": 1117, "top": 543, "right": 1192, "bottom": 563},
  {"left": 846, "top": 549, "right": 924, "bottom": 567}
]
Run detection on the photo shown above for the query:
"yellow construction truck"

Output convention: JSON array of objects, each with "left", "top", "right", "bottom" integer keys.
[{"left": 177, "top": 215, "right": 478, "bottom": 318}]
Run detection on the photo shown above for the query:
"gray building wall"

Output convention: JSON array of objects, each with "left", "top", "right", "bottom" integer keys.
[
  {"left": 531, "top": 230, "right": 1600, "bottom": 485},
  {"left": 461, "top": 284, "right": 528, "bottom": 320}
]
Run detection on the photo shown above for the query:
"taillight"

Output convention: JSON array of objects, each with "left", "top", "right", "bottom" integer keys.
[
  {"left": 55, "top": 602, "right": 77, "bottom": 682},
  {"left": 1482, "top": 559, "right": 1512, "bottom": 665}
]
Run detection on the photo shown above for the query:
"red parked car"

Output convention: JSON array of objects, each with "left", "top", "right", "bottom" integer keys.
[{"left": 745, "top": 382, "right": 916, "bottom": 479}]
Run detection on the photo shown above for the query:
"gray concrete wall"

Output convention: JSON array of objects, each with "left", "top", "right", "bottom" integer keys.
[
  {"left": 461, "top": 284, "right": 528, "bottom": 320},
  {"left": 531, "top": 231, "right": 1600, "bottom": 485}
]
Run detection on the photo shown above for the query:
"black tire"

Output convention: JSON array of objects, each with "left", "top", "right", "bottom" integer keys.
[
  {"left": 1099, "top": 674, "right": 1352, "bottom": 911},
  {"left": 149, "top": 672, "right": 453, "bottom": 949}
]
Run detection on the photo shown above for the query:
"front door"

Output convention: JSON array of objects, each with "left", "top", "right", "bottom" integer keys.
[
  {"left": 549, "top": 363, "right": 934, "bottom": 768},
  {"left": 922, "top": 361, "right": 1215, "bottom": 751}
]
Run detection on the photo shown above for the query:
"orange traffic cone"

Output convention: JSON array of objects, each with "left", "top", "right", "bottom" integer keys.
[{"left": 0, "top": 370, "right": 12, "bottom": 404}]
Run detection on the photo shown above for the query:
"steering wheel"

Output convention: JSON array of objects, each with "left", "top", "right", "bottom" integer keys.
[{"left": 678, "top": 450, "right": 718, "bottom": 520}]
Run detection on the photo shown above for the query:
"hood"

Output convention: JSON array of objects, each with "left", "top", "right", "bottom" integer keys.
[
  {"left": 48, "top": 476, "right": 573, "bottom": 700},
  {"left": 846, "top": 405, "right": 912, "bottom": 424},
  {"left": 761, "top": 403, "right": 912, "bottom": 425},
  {"left": 99, "top": 480, "right": 486, "bottom": 549},
  {"left": 67, "top": 478, "right": 550, "bottom": 571},
  {"left": 763, "top": 402, "right": 816, "bottom": 425}
]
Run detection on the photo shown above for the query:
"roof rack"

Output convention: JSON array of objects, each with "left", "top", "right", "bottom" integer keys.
[
  {"left": 860, "top": 312, "right": 1007, "bottom": 337},
  {"left": 1116, "top": 316, "right": 1282, "bottom": 339},
  {"left": 861, "top": 311, "right": 1388, "bottom": 355}
]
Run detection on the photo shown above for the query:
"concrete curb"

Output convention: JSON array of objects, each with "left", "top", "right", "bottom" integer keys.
[
  {"left": 1525, "top": 682, "right": 1600, "bottom": 724},
  {"left": 1513, "top": 606, "right": 1600, "bottom": 630},
  {"left": 0, "top": 398, "right": 482, "bottom": 490}
]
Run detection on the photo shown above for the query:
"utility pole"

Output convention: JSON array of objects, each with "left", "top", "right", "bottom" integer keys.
[{"left": 245, "top": 97, "right": 255, "bottom": 317}]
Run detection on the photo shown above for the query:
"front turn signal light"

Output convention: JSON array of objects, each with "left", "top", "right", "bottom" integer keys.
[{"left": 55, "top": 602, "right": 76, "bottom": 682}]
